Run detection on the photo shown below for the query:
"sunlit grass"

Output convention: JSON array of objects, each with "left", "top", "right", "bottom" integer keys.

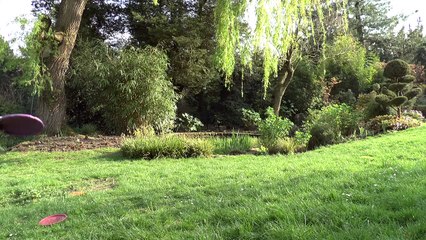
[{"left": 0, "top": 126, "right": 425, "bottom": 239}]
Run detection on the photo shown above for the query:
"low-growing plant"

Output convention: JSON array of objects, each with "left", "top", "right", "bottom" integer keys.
[
  {"left": 241, "top": 108, "right": 261, "bottom": 130},
  {"left": 0, "top": 145, "right": 5, "bottom": 153},
  {"left": 241, "top": 107, "right": 294, "bottom": 152},
  {"left": 133, "top": 125, "right": 155, "bottom": 138},
  {"left": 257, "top": 107, "right": 294, "bottom": 150},
  {"left": 356, "top": 91, "right": 389, "bottom": 120},
  {"left": 0, "top": 133, "right": 37, "bottom": 151},
  {"left": 366, "top": 115, "right": 422, "bottom": 134},
  {"left": 121, "top": 136, "right": 212, "bottom": 159},
  {"left": 209, "top": 133, "right": 257, "bottom": 155},
  {"left": 267, "top": 138, "right": 296, "bottom": 155},
  {"left": 306, "top": 104, "right": 361, "bottom": 149},
  {"left": 175, "top": 113, "right": 204, "bottom": 132},
  {"left": 403, "top": 110, "right": 424, "bottom": 121},
  {"left": 293, "top": 131, "right": 311, "bottom": 152}
]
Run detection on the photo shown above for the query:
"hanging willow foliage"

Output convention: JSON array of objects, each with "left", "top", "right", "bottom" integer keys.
[{"left": 214, "top": 0, "right": 348, "bottom": 91}]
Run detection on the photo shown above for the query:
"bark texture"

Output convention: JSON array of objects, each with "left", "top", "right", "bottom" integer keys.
[
  {"left": 37, "top": 0, "right": 88, "bottom": 135},
  {"left": 272, "top": 48, "right": 295, "bottom": 116}
]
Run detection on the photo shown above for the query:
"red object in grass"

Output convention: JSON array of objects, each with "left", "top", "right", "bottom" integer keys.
[{"left": 39, "top": 214, "right": 67, "bottom": 226}]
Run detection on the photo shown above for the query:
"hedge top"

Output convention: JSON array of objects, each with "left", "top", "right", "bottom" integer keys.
[{"left": 383, "top": 59, "right": 411, "bottom": 80}]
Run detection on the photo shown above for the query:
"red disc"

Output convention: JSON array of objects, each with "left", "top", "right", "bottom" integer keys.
[
  {"left": 0, "top": 114, "right": 44, "bottom": 136},
  {"left": 39, "top": 214, "right": 67, "bottom": 226}
]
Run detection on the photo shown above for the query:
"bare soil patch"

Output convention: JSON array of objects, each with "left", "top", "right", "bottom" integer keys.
[
  {"left": 10, "top": 135, "right": 124, "bottom": 152},
  {"left": 8, "top": 131, "right": 257, "bottom": 152}
]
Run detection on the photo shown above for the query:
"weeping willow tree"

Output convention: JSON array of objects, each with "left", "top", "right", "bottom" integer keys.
[{"left": 214, "top": 0, "right": 348, "bottom": 115}]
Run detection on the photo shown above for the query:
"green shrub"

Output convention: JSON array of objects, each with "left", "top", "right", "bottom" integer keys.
[
  {"left": 383, "top": 59, "right": 411, "bottom": 79},
  {"left": 414, "top": 85, "right": 426, "bottom": 115},
  {"left": 241, "top": 108, "right": 261, "bottom": 130},
  {"left": 257, "top": 107, "right": 294, "bottom": 150},
  {"left": 121, "top": 136, "right": 212, "bottom": 159},
  {"left": 70, "top": 41, "right": 177, "bottom": 134},
  {"left": 0, "top": 97, "right": 24, "bottom": 115},
  {"left": 306, "top": 104, "right": 361, "bottom": 148},
  {"left": 366, "top": 115, "right": 422, "bottom": 133},
  {"left": 375, "top": 59, "right": 422, "bottom": 118},
  {"left": 324, "top": 36, "right": 379, "bottom": 95},
  {"left": 175, "top": 113, "right": 204, "bottom": 132},
  {"left": 293, "top": 131, "right": 312, "bottom": 152},
  {"left": 268, "top": 138, "right": 296, "bottom": 155},
  {"left": 241, "top": 107, "right": 294, "bottom": 152},
  {"left": 334, "top": 89, "right": 357, "bottom": 106},
  {"left": 209, "top": 134, "right": 257, "bottom": 155},
  {"left": 356, "top": 91, "right": 389, "bottom": 120}
]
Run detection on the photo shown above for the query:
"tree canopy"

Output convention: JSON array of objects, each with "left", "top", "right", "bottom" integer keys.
[{"left": 214, "top": 0, "right": 348, "bottom": 91}]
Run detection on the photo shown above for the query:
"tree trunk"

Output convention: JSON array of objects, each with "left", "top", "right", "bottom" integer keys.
[
  {"left": 36, "top": 0, "right": 88, "bottom": 135},
  {"left": 272, "top": 48, "right": 295, "bottom": 116},
  {"left": 354, "top": 1, "right": 364, "bottom": 44}
]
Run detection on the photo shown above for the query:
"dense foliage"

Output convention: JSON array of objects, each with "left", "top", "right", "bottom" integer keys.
[
  {"left": 209, "top": 134, "right": 257, "bottom": 155},
  {"left": 306, "top": 104, "right": 361, "bottom": 148},
  {"left": 18, "top": 15, "right": 57, "bottom": 97},
  {"left": 0, "top": 0, "right": 424, "bottom": 142},
  {"left": 324, "top": 36, "right": 379, "bottom": 95},
  {"left": 214, "top": 0, "right": 347, "bottom": 88},
  {"left": 366, "top": 114, "right": 422, "bottom": 133},
  {"left": 0, "top": 37, "right": 26, "bottom": 115},
  {"left": 375, "top": 59, "right": 422, "bottom": 118},
  {"left": 69, "top": 41, "right": 177, "bottom": 134}
]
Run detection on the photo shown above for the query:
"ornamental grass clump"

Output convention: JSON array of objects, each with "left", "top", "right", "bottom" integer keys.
[
  {"left": 121, "top": 136, "right": 212, "bottom": 160},
  {"left": 209, "top": 133, "right": 257, "bottom": 155}
]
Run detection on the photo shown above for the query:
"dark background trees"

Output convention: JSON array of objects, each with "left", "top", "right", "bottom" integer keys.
[{"left": 2, "top": 0, "right": 425, "bottom": 135}]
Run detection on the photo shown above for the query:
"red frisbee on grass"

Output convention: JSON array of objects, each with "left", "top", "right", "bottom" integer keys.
[
  {"left": 39, "top": 214, "right": 68, "bottom": 226},
  {"left": 0, "top": 114, "right": 44, "bottom": 136}
]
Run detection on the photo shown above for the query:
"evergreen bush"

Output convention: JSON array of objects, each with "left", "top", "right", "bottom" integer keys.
[
  {"left": 375, "top": 59, "right": 422, "bottom": 118},
  {"left": 70, "top": 41, "right": 177, "bottom": 134}
]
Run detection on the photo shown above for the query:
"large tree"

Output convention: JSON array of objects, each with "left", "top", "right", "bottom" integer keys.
[
  {"left": 30, "top": 0, "right": 88, "bottom": 135},
  {"left": 127, "top": 0, "right": 219, "bottom": 97},
  {"left": 214, "top": 0, "right": 347, "bottom": 115},
  {"left": 347, "top": 0, "right": 399, "bottom": 45}
]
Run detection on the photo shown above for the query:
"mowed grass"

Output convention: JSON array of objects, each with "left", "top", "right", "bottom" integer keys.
[{"left": 0, "top": 127, "right": 425, "bottom": 239}]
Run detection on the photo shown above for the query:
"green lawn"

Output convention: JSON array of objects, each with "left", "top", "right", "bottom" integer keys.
[{"left": 1, "top": 127, "right": 425, "bottom": 239}]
